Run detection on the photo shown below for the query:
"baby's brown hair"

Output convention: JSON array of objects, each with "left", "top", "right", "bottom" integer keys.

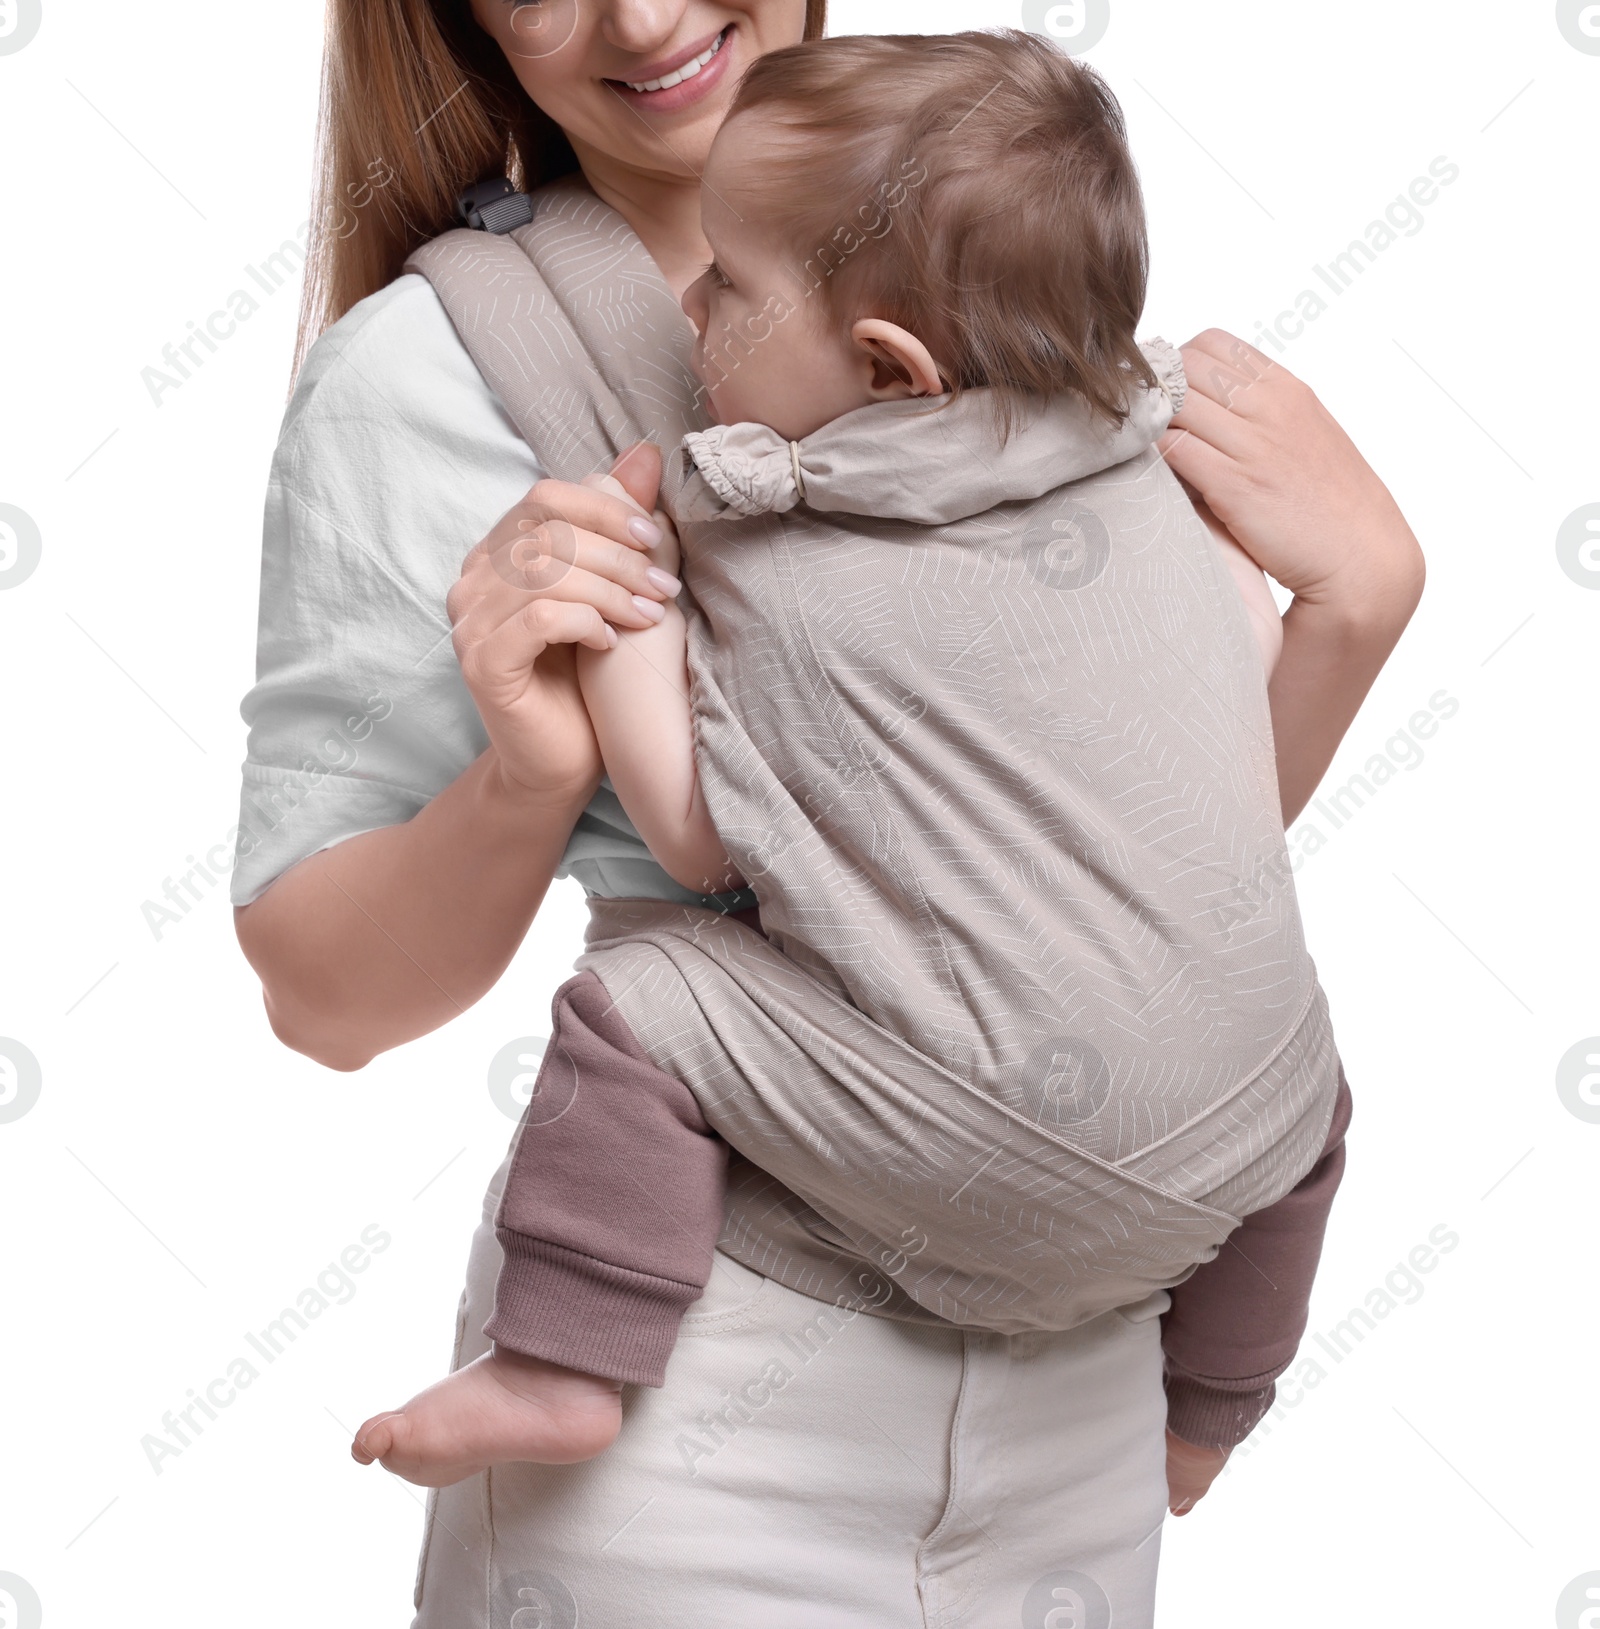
[{"left": 727, "top": 30, "right": 1156, "bottom": 427}]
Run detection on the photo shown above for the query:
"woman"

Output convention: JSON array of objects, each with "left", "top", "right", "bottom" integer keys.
[{"left": 233, "top": 1, "right": 1424, "bottom": 1622}]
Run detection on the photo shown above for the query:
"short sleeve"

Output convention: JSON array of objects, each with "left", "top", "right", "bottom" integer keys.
[{"left": 231, "top": 274, "right": 541, "bottom": 904}]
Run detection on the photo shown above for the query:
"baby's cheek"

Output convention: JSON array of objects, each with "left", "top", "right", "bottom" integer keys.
[{"left": 701, "top": 313, "right": 746, "bottom": 378}]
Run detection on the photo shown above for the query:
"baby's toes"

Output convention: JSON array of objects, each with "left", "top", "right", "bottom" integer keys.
[{"left": 351, "top": 1410, "right": 405, "bottom": 1467}]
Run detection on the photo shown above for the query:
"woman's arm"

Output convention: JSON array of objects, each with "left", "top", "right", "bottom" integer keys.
[
  {"left": 235, "top": 454, "right": 674, "bottom": 1071},
  {"left": 236, "top": 750, "right": 594, "bottom": 1072},
  {"left": 1158, "top": 331, "right": 1426, "bottom": 824}
]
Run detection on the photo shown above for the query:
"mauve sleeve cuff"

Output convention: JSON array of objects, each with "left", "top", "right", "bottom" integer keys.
[
  {"left": 484, "top": 1232, "right": 705, "bottom": 1389},
  {"left": 1163, "top": 1374, "right": 1278, "bottom": 1451}
]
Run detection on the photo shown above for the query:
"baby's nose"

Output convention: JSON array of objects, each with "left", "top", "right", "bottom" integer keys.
[{"left": 680, "top": 271, "right": 712, "bottom": 337}]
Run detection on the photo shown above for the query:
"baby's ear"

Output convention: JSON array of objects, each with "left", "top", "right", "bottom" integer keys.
[{"left": 852, "top": 319, "right": 944, "bottom": 401}]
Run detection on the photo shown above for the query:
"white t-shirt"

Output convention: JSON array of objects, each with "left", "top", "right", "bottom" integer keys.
[{"left": 232, "top": 271, "right": 748, "bottom": 912}]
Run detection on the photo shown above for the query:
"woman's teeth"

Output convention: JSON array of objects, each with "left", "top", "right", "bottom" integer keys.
[{"left": 623, "top": 31, "right": 726, "bottom": 93}]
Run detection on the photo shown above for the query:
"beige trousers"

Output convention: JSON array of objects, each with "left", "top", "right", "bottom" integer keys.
[{"left": 411, "top": 1159, "right": 1172, "bottom": 1629}]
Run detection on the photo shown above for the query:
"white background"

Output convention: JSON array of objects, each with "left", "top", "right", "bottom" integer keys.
[{"left": 1, "top": 1, "right": 1596, "bottom": 1625}]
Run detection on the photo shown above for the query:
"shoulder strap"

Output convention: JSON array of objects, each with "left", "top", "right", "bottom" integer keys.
[{"left": 402, "top": 176, "right": 706, "bottom": 483}]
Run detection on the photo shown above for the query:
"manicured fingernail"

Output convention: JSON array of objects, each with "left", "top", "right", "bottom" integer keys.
[
  {"left": 645, "top": 566, "right": 681, "bottom": 596},
  {"left": 631, "top": 595, "right": 666, "bottom": 623},
  {"left": 628, "top": 516, "right": 663, "bottom": 547},
  {"left": 605, "top": 624, "right": 618, "bottom": 648}
]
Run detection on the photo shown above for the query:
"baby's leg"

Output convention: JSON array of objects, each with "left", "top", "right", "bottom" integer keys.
[
  {"left": 352, "top": 1348, "right": 624, "bottom": 1487},
  {"left": 352, "top": 969, "right": 730, "bottom": 1487},
  {"left": 1161, "top": 1065, "right": 1354, "bottom": 1455}
]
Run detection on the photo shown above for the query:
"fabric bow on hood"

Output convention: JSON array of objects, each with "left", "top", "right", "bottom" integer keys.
[{"left": 666, "top": 337, "right": 1186, "bottom": 528}]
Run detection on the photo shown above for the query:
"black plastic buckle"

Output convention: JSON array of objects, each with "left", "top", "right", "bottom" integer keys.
[{"left": 457, "top": 178, "right": 535, "bottom": 234}]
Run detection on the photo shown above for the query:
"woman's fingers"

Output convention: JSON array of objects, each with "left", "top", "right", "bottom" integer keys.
[
  {"left": 1162, "top": 327, "right": 1421, "bottom": 604},
  {"left": 461, "top": 559, "right": 668, "bottom": 642},
  {"left": 1157, "top": 422, "right": 1246, "bottom": 517},
  {"left": 1165, "top": 385, "right": 1261, "bottom": 465},
  {"left": 455, "top": 598, "right": 616, "bottom": 705},
  {"left": 518, "top": 476, "right": 664, "bottom": 553},
  {"left": 447, "top": 446, "right": 680, "bottom": 708},
  {"left": 1178, "top": 329, "right": 1291, "bottom": 419},
  {"left": 452, "top": 517, "right": 677, "bottom": 629},
  {"left": 496, "top": 518, "right": 675, "bottom": 602},
  {"left": 583, "top": 466, "right": 686, "bottom": 574}
]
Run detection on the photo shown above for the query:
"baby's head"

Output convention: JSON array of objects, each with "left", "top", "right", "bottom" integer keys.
[{"left": 682, "top": 30, "right": 1156, "bottom": 443}]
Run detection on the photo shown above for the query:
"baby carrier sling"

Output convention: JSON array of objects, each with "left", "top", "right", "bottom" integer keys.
[{"left": 405, "top": 177, "right": 1342, "bottom": 1334}]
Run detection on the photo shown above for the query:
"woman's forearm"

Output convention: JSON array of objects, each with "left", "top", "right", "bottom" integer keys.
[
  {"left": 234, "top": 750, "right": 594, "bottom": 1070},
  {"left": 1270, "top": 574, "right": 1422, "bottom": 825},
  {"left": 1156, "top": 330, "right": 1428, "bottom": 826}
]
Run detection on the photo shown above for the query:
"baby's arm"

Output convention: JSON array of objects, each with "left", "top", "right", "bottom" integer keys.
[
  {"left": 1188, "top": 488, "right": 1284, "bottom": 678},
  {"left": 576, "top": 602, "right": 744, "bottom": 896}
]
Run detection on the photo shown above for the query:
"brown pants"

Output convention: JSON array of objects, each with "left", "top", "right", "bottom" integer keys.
[{"left": 489, "top": 961, "right": 1351, "bottom": 1452}]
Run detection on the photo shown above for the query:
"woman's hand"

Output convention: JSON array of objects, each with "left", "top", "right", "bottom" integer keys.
[
  {"left": 1165, "top": 1428, "right": 1232, "bottom": 1516},
  {"left": 1158, "top": 330, "right": 1424, "bottom": 611},
  {"left": 1157, "top": 331, "right": 1426, "bottom": 823},
  {"left": 447, "top": 443, "right": 682, "bottom": 805}
]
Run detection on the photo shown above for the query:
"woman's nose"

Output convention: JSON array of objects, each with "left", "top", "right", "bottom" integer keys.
[{"left": 601, "top": 0, "right": 688, "bottom": 56}]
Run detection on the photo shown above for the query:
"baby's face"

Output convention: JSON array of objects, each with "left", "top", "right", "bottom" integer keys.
[{"left": 682, "top": 117, "right": 879, "bottom": 440}]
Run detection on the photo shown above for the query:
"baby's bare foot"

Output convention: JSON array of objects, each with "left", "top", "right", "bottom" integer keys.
[{"left": 352, "top": 1349, "right": 623, "bottom": 1487}]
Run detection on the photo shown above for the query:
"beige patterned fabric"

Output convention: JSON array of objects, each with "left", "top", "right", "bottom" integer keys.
[
  {"left": 405, "top": 178, "right": 1341, "bottom": 1334},
  {"left": 670, "top": 378, "right": 1183, "bottom": 526}
]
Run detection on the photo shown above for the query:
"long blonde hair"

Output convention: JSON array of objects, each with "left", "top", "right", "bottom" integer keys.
[{"left": 290, "top": 0, "right": 828, "bottom": 390}]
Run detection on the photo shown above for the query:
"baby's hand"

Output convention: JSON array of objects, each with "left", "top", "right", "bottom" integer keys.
[
  {"left": 1165, "top": 1427, "right": 1232, "bottom": 1516},
  {"left": 582, "top": 461, "right": 681, "bottom": 581}
]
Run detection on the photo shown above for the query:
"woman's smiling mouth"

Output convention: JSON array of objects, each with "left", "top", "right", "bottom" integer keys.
[{"left": 605, "top": 25, "right": 734, "bottom": 113}]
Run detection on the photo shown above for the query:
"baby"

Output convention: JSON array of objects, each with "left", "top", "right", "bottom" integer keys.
[{"left": 355, "top": 30, "right": 1345, "bottom": 1487}]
